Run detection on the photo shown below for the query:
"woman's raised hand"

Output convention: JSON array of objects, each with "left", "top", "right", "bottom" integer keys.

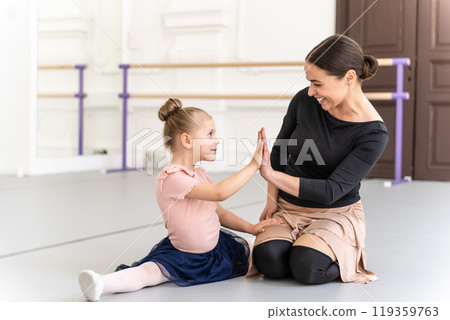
[{"left": 258, "top": 127, "right": 272, "bottom": 180}]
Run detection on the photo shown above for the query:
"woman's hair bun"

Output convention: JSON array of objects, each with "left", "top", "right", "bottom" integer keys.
[
  {"left": 361, "top": 55, "right": 378, "bottom": 80},
  {"left": 158, "top": 98, "right": 182, "bottom": 121}
]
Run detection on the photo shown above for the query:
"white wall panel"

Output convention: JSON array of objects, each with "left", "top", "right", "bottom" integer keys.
[{"left": 33, "top": 0, "right": 336, "bottom": 173}]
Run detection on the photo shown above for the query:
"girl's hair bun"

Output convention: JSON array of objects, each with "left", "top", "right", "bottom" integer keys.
[
  {"left": 158, "top": 98, "right": 182, "bottom": 121},
  {"left": 361, "top": 54, "right": 378, "bottom": 80}
]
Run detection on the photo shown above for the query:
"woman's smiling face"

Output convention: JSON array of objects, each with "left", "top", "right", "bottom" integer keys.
[{"left": 304, "top": 62, "right": 349, "bottom": 111}]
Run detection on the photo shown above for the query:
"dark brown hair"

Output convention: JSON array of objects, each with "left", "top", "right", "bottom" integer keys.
[
  {"left": 305, "top": 34, "right": 378, "bottom": 81},
  {"left": 158, "top": 98, "right": 210, "bottom": 149}
]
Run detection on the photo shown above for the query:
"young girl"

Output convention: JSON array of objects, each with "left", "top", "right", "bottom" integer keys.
[{"left": 78, "top": 98, "right": 280, "bottom": 301}]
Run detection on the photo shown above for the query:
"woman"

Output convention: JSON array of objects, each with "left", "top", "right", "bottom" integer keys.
[{"left": 253, "top": 34, "right": 388, "bottom": 284}]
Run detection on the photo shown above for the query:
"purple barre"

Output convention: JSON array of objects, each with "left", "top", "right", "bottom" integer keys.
[
  {"left": 107, "top": 64, "right": 133, "bottom": 173},
  {"left": 391, "top": 58, "right": 411, "bottom": 185},
  {"left": 74, "top": 64, "right": 86, "bottom": 156}
]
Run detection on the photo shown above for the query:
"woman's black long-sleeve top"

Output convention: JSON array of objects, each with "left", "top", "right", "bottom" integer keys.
[{"left": 270, "top": 87, "right": 389, "bottom": 208}]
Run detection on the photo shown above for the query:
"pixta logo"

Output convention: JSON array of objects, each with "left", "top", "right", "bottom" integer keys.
[
  {"left": 127, "top": 128, "right": 171, "bottom": 175},
  {"left": 127, "top": 129, "right": 325, "bottom": 176}
]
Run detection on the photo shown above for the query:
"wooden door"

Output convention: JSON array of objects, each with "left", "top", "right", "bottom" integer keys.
[
  {"left": 336, "top": 0, "right": 417, "bottom": 179},
  {"left": 414, "top": 0, "right": 450, "bottom": 180}
]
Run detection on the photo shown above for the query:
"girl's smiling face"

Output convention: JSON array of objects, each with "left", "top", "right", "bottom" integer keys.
[{"left": 191, "top": 115, "right": 220, "bottom": 162}]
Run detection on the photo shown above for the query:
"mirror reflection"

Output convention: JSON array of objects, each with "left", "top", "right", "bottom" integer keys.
[{"left": 37, "top": 0, "right": 123, "bottom": 158}]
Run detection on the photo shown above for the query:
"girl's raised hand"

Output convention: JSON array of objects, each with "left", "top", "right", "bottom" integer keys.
[
  {"left": 250, "top": 217, "right": 283, "bottom": 235},
  {"left": 251, "top": 129, "right": 264, "bottom": 168}
]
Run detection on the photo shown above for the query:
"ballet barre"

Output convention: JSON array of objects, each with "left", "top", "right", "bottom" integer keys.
[
  {"left": 113, "top": 59, "right": 410, "bottom": 187},
  {"left": 38, "top": 64, "right": 87, "bottom": 156},
  {"left": 121, "top": 58, "right": 396, "bottom": 69},
  {"left": 125, "top": 92, "right": 409, "bottom": 100}
]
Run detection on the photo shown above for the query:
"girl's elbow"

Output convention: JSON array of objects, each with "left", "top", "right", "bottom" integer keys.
[
  {"left": 216, "top": 194, "right": 227, "bottom": 202},
  {"left": 213, "top": 188, "right": 228, "bottom": 202}
]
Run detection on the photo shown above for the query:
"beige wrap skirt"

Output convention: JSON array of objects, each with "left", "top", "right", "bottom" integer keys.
[{"left": 249, "top": 197, "right": 378, "bottom": 283}]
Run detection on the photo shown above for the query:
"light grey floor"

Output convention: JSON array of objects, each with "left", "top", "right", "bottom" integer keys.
[{"left": 0, "top": 170, "right": 449, "bottom": 302}]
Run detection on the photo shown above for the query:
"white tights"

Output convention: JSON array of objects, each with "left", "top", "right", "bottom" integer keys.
[
  {"left": 80, "top": 237, "right": 255, "bottom": 301},
  {"left": 103, "top": 238, "right": 254, "bottom": 294},
  {"left": 103, "top": 262, "right": 169, "bottom": 294}
]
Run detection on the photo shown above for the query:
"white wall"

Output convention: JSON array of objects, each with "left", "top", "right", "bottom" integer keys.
[
  {"left": 0, "top": 1, "right": 36, "bottom": 175},
  {"left": 1, "top": 0, "right": 336, "bottom": 175},
  {"left": 122, "top": 0, "right": 336, "bottom": 172}
]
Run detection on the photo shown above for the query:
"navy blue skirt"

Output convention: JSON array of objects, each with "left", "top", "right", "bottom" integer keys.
[{"left": 115, "top": 229, "right": 250, "bottom": 287}]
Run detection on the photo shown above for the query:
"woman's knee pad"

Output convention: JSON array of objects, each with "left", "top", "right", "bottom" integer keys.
[
  {"left": 252, "top": 240, "right": 292, "bottom": 279},
  {"left": 289, "top": 245, "right": 340, "bottom": 284}
]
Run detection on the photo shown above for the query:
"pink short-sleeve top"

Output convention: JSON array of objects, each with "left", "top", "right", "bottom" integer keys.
[{"left": 155, "top": 164, "right": 220, "bottom": 253}]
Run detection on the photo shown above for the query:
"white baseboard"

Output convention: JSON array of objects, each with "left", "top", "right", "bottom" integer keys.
[{"left": 28, "top": 154, "right": 122, "bottom": 176}]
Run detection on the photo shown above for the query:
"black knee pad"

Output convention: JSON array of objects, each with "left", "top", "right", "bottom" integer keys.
[
  {"left": 252, "top": 240, "right": 292, "bottom": 279},
  {"left": 289, "top": 245, "right": 340, "bottom": 284}
]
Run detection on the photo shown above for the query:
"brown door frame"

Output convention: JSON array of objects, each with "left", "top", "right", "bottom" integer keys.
[
  {"left": 335, "top": 0, "right": 417, "bottom": 180},
  {"left": 414, "top": 0, "right": 450, "bottom": 181}
]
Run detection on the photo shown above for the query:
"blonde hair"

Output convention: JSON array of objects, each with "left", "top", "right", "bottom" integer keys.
[{"left": 158, "top": 98, "right": 210, "bottom": 149}]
